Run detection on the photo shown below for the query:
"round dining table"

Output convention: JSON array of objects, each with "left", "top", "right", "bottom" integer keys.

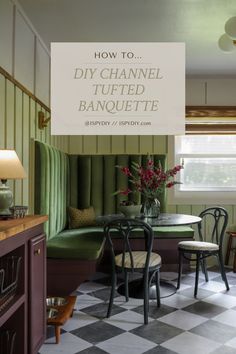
[{"left": 100, "top": 213, "right": 202, "bottom": 299}]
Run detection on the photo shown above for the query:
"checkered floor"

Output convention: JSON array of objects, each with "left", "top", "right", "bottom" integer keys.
[{"left": 39, "top": 267, "right": 236, "bottom": 354}]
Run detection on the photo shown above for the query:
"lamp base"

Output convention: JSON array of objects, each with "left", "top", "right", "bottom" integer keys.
[{"left": 0, "top": 179, "right": 13, "bottom": 216}]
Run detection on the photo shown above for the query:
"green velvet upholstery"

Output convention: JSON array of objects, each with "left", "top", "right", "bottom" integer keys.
[
  {"left": 47, "top": 228, "right": 105, "bottom": 259},
  {"left": 152, "top": 226, "right": 194, "bottom": 239},
  {"left": 34, "top": 141, "right": 194, "bottom": 261},
  {"left": 47, "top": 226, "right": 193, "bottom": 259},
  {"left": 35, "top": 140, "right": 69, "bottom": 239},
  {"left": 69, "top": 154, "right": 167, "bottom": 215}
]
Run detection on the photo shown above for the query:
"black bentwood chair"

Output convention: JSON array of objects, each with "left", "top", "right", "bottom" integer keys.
[
  {"left": 177, "top": 207, "right": 230, "bottom": 297},
  {"left": 104, "top": 218, "right": 161, "bottom": 324}
]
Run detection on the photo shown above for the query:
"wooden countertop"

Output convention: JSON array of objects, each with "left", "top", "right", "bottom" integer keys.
[{"left": 0, "top": 215, "right": 48, "bottom": 241}]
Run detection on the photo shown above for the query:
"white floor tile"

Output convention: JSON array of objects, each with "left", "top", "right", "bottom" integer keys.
[
  {"left": 62, "top": 311, "right": 99, "bottom": 331},
  {"left": 225, "top": 336, "right": 236, "bottom": 348},
  {"left": 97, "top": 332, "right": 156, "bottom": 354},
  {"left": 176, "top": 283, "right": 192, "bottom": 291},
  {"left": 225, "top": 271, "right": 236, "bottom": 278},
  {"left": 104, "top": 310, "right": 153, "bottom": 331},
  {"left": 161, "top": 272, "right": 178, "bottom": 281},
  {"left": 75, "top": 294, "right": 104, "bottom": 310},
  {"left": 158, "top": 309, "right": 208, "bottom": 330},
  {"left": 188, "top": 271, "right": 220, "bottom": 280},
  {"left": 39, "top": 332, "right": 92, "bottom": 354},
  {"left": 213, "top": 309, "right": 236, "bottom": 328},
  {"left": 203, "top": 293, "right": 236, "bottom": 309},
  {"left": 114, "top": 296, "right": 144, "bottom": 310},
  {"left": 198, "top": 280, "right": 229, "bottom": 293},
  {"left": 162, "top": 332, "right": 221, "bottom": 354},
  {"left": 161, "top": 294, "right": 198, "bottom": 309}
]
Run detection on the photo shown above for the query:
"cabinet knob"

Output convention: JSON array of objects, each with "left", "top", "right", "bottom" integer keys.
[{"left": 34, "top": 249, "right": 41, "bottom": 255}]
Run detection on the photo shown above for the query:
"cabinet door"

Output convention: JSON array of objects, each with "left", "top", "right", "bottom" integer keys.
[{"left": 29, "top": 233, "right": 46, "bottom": 354}]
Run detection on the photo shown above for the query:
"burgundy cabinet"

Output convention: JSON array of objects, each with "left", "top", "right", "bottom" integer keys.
[{"left": 0, "top": 216, "right": 47, "bottom": 354}]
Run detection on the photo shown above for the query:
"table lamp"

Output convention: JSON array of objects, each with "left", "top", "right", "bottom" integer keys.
[{"left": 0, "top": 150, "right": 26, "bottom": 216}]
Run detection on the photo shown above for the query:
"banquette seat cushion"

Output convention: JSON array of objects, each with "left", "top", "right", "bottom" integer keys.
[
  {"left": 47, "top": 228, "right": 105, "bottom": 259},
  {"left": 178, "top": 240, "right": 219, "bottom": 251}
]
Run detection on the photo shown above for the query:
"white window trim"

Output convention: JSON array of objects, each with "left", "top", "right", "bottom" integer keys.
[{"left": 167, "top": 136, "right": 236, "bottom": 205}]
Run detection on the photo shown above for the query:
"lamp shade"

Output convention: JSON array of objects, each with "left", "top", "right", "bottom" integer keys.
[
  {"left": 0, "top": 150, "right": 27, "bottom": 179},
  {"left": 225, "top": 16, "right": 236, "bottom": 40},
  {"left": 218, "top": 33, "right": 236, "bottom": 52}
]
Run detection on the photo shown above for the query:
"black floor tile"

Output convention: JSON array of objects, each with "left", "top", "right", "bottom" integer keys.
[
  {"left": 75, "top": 346, "right": 109, "bottom": 354},
  {"left": 190, "top": 319, "right": 236, "bottom": 343},
  {"left": 133, "top": 303, "right": 177, "bottom": 319},
  {"left": 71, "top": 321, "right": 125, "bottom": 344},
  {"left": 143, "top": 345, "right": 178, "bottom": 353},
  {"left": 91, "top": 287, "right": 119, "bottom": 301},
  {"left": 46, "top": 325, "right": 66, "bottom": 339},
  {"left": 81, "top": 302, "right": 126, "bottom": 319},
  {"left": 131, "top": 320, "right": 183, "bottom": 345},
  {"left": 183, "top": 301, "right": 226, "bottom": 318}
]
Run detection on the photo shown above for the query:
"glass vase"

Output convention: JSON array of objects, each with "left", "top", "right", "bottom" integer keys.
[{"left": 143, "top": 198, "right": 160, "bottom": 218}]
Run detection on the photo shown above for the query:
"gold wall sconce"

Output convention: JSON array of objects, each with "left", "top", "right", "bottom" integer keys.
[{"left": 38, "top": 111, "right": 51, "bottom": 130}]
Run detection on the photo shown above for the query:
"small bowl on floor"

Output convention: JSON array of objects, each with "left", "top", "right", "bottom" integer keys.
[
  {"left": 46, "top": 297, "right": 68, "bottom": 307},
  {"left": 47, "top": 308, "right": 59, "bottom": 319}
]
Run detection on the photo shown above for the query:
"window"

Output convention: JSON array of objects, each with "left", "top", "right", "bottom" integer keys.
[{"left": 169, "top": 135, "right": 236, "bottom": 204}]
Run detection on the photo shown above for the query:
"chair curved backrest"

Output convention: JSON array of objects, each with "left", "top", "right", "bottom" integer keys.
[
  {"left": 197, "top": 207, "right": 228, "bottom": 248},
  {"left": 104, "top": 218, "right": 154, "bottom": 272}
]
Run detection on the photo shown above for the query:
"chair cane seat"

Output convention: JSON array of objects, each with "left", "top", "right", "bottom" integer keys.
[
  {"left": 115, "top": 251, "right": 161, "bottom": 269},
  {"left": 178, "top": 240, "right": 219, "bottom": 251}
]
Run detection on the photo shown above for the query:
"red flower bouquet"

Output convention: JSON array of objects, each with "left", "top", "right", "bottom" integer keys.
[{"left": 115, "top": 159, "right": 183, "bottom": 200}]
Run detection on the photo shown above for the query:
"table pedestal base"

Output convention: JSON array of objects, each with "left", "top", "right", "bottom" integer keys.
[{"left": 117, "top": 279, "right": 177, "bottom": 299}]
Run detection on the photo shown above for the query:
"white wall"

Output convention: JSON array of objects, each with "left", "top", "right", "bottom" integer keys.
[
  {"left": 0, "top": 0, "right": 50, "bottom": 106},
  {"left": 186, "top": 79, "right": 236, "bottom": 105}
]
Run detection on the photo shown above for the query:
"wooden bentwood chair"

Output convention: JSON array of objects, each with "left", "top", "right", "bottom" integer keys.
[
  {"left": 104, "top": 218, "right": 162, "bottom": 324},
  {"left": 177, "top": 207, "right": 230, "bottom": 297}
]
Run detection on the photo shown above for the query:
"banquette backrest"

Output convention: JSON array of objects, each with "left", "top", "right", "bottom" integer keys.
[{"left": 34, "top": 141, "right": 166, "bottom": 240}]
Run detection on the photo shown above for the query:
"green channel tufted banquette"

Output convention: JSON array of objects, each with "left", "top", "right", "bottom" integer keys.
[{"left": 34, "top": 140, "right": 194, "bottom": 295}]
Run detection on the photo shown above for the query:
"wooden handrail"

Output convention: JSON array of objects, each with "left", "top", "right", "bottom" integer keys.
[{"left": 0, "top": 65, "right": 50, "bottom": 113}]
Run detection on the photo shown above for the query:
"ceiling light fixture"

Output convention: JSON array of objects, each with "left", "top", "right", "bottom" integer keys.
[{"left": 218, "top": 16, "right": 236, "bottom": 52}]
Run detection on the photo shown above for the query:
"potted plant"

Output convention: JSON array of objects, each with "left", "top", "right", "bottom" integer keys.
[
  {"left": 115, "top": 158, "right": 183, "bottom": 218},
  {"left": 119, "top": 200, "right": 142, "bottom": 218}
]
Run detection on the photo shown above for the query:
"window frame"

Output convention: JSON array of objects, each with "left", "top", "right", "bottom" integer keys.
[{"left": 168, "top": 106, "right": 236, "bottom": 205}]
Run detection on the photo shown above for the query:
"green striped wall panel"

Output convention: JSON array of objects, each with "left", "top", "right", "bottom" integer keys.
[
  {"left": 0, "top": 74, "right": 5, "bottom": 148},
  {"left": 14, "top": 86, "right": 23, "bottom": 205},
  {"left": 22, "top": 93, "right": 30, "bottom": 206},
  {"left": 111, "top": 136, "right": 125, "bottom": 154}
]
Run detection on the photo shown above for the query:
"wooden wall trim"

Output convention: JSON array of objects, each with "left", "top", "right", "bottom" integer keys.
[
  {"left": 186, "top": 106, "right": 236, "bottom": 117},
  {"left": 0, "top": 65, "right": 50, "bottom": 113},
  {"left": 186, "top": 124, "right": 236, "bottom": 134},
  {"left": 186, "top": 106, "right": 236, "bottom": 134}
]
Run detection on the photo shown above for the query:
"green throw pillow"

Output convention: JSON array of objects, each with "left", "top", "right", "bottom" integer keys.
[{"left": 68, "top": 206, "right": 96, "bottom": 229}]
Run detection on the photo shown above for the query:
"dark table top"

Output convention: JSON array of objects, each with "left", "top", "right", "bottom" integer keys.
[
  {"left": 142, "top": 213, "right": 201, "bottom": 227},
  {"left": 97, "top": 213, "right": 201, "bottom": 227}
]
